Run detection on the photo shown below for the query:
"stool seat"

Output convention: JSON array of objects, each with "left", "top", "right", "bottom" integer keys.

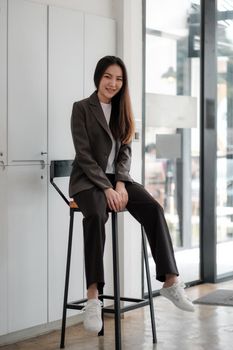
[
  {"left": 69, "top": 199, "right": 128, "bottom": 213},
  {"left": 69, "top": 200, "right": 78, "bottom": 209}
]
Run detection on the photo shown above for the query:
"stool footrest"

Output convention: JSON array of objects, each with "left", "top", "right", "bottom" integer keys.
[
  {"left": 103, "top": 300, "right": 150, "bottom": 314},
  {"left": 66, "top": 303, "right": 85, "bottom": 310},
  {"left": 65, "top": 295, "right": 150, "bottom": 314},
  {"left": 101, "top": 294, "right": 146, "bottom": 303}
]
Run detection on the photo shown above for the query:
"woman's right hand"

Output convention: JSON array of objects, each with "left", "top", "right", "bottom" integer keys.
[{"left": 104, "top": 188, "right": 122, "bottom": 212}]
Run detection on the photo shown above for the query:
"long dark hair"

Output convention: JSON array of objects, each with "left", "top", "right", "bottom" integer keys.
[{"left": 94, "top": 56, "right": 135, "bottom": 144}]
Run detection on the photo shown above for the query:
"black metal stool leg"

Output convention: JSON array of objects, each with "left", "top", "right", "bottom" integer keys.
[
  {"left": 98, "top": 286, "right": 104, "bottom": 336},
  {"left": 112, "top": 212, "right": 122, "bottom": 350},
  {"left": 60, "top": 209, "right": 75, "bottom": 348},
  {"left": 141, "top": 226, "right": 157, "bottom": 344}
]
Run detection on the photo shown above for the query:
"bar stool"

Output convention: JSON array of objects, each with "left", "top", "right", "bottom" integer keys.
[{"left": 50, "top": 160, "right": 157, "bottom": 350}]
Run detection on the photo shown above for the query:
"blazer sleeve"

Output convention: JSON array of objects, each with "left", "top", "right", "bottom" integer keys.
[
  {"left": 71, "top": 102, "right": 113, "bottom": 190},
  {"left": 115, "top": 142, "right": 133, "bottom": 182}
]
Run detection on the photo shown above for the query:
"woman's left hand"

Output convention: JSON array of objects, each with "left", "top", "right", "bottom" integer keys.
[{"left": 115, "top": 181, "right": 128, "bottom": 211}]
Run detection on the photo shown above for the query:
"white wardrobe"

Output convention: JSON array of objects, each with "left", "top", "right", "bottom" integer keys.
[{"left": 0, "top": 0, "right": 116, "bottom": 336}]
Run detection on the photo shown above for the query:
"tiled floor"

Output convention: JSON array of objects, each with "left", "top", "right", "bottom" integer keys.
[{"left": 1, "top": 280, "right": 233, "bottom": 350}]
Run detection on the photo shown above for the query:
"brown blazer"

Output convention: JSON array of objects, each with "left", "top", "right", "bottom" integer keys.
[{"left": 69, "top": 91, "right": 133, "bottom": 198}]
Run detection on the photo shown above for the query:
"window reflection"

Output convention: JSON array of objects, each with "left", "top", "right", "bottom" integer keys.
[{"left": 145, "top": 0, "right": 201, "bottom": 287}]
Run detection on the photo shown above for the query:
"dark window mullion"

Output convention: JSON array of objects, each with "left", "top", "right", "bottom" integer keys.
[{"left": 200, "top": 0, "right": 218, "bottom": 282}]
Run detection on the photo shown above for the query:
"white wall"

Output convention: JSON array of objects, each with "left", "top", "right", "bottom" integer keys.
[
  {"left": 29, "top": 0, "right": 114, "bottom": 17},
  {"left": 113, "top": 0, "right": 143, "bottom": 298},
  {"left": 114, "top": 0, "right": 143, "bottom": 126}
]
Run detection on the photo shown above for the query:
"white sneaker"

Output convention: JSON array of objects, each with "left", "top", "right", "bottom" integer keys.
[
  {"left": 83, "top": 299, "right": 103, "bottom": 333},
  {"left": 160, "top": 282, "right": 195, "bottom": 312}
]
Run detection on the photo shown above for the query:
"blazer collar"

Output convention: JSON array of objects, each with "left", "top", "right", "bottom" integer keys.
[{"left": 88, "top": 91, "right": 112, "bottom": 138}]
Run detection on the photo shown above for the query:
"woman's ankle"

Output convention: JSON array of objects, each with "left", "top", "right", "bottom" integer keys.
[
  {"left": 87, "top": 283, "right": 98, "bottom": 300},
  {"left": 163, "top": 274, "right": 178, "bottom": 288}
]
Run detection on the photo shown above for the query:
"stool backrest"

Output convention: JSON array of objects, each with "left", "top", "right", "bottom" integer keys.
[
  {"left": 50, "top": 160, "right": 73, "bottom": 181},
  {"left": 50, "top": 160, "right": 73, "bottom": 206}
]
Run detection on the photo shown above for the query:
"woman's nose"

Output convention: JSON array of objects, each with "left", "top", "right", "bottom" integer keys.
[{"left": 109, "top": 78, "right": 117, "bottom": 87}]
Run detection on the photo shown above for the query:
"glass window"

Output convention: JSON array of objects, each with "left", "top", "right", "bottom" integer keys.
[{"left": 145, "top": 0, "right": 201, "bottom": 290}]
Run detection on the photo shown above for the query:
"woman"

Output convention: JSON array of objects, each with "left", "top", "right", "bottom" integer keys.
[{"left": 69, "top": 56, "right": 194, "bottom": 333}]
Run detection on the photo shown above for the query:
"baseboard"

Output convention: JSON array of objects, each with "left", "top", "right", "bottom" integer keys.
[
  {"left": 0, "top": 304, "right": 123, "bottom": 346},
  {"left": 0, "top": 313, "right": 83, "bottom": 346}
]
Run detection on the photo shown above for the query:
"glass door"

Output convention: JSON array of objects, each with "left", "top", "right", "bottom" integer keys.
[{"left": 144, "top": 0, "right": 201, "bottom": 290}]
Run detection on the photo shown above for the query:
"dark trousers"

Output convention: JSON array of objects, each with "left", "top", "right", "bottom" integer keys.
[{"left": 73, "top": 177, "right": 179, "bottom": 291}]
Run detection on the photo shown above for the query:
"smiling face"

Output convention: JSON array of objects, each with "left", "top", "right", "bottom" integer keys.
[{"left": 97, "top": 64, "right": 123, "bottom": 104}]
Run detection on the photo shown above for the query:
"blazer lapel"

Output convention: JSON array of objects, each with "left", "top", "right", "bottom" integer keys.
[{"left": 88, "top": 91, "right": 112, "bottom": 139}]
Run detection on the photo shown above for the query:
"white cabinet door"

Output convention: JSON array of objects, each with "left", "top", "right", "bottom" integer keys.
[
  {"left": 48, "top": 6, "right": 84, "bottom": 161},
  {"left": 48, "top": 6, "right": 85, "bottom": 321},
  {"left": 8, "top": 0, "right": 47, "bottom": 164},
  {"left": 0, "top": 165, "right": 7, "bottom": 335},
  {"left": 84, "top": 14, "right": 116, "bottom": 96},
  {"left": 7, "top": 165, "right": 47, "bottom": 332},
  {"left": 0, "top": 0, "right": 7, "bottom": 166},
  {"left": 48, "top": 179, "right": 84, "bottom": 322}
]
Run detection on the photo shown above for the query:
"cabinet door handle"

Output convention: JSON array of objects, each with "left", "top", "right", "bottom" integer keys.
[
  {"left": 11, "top": 160, "right": 46, "bottom": 169},
  {"left": 41, "top": 152, "right": 47, "bottom": 155}
]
